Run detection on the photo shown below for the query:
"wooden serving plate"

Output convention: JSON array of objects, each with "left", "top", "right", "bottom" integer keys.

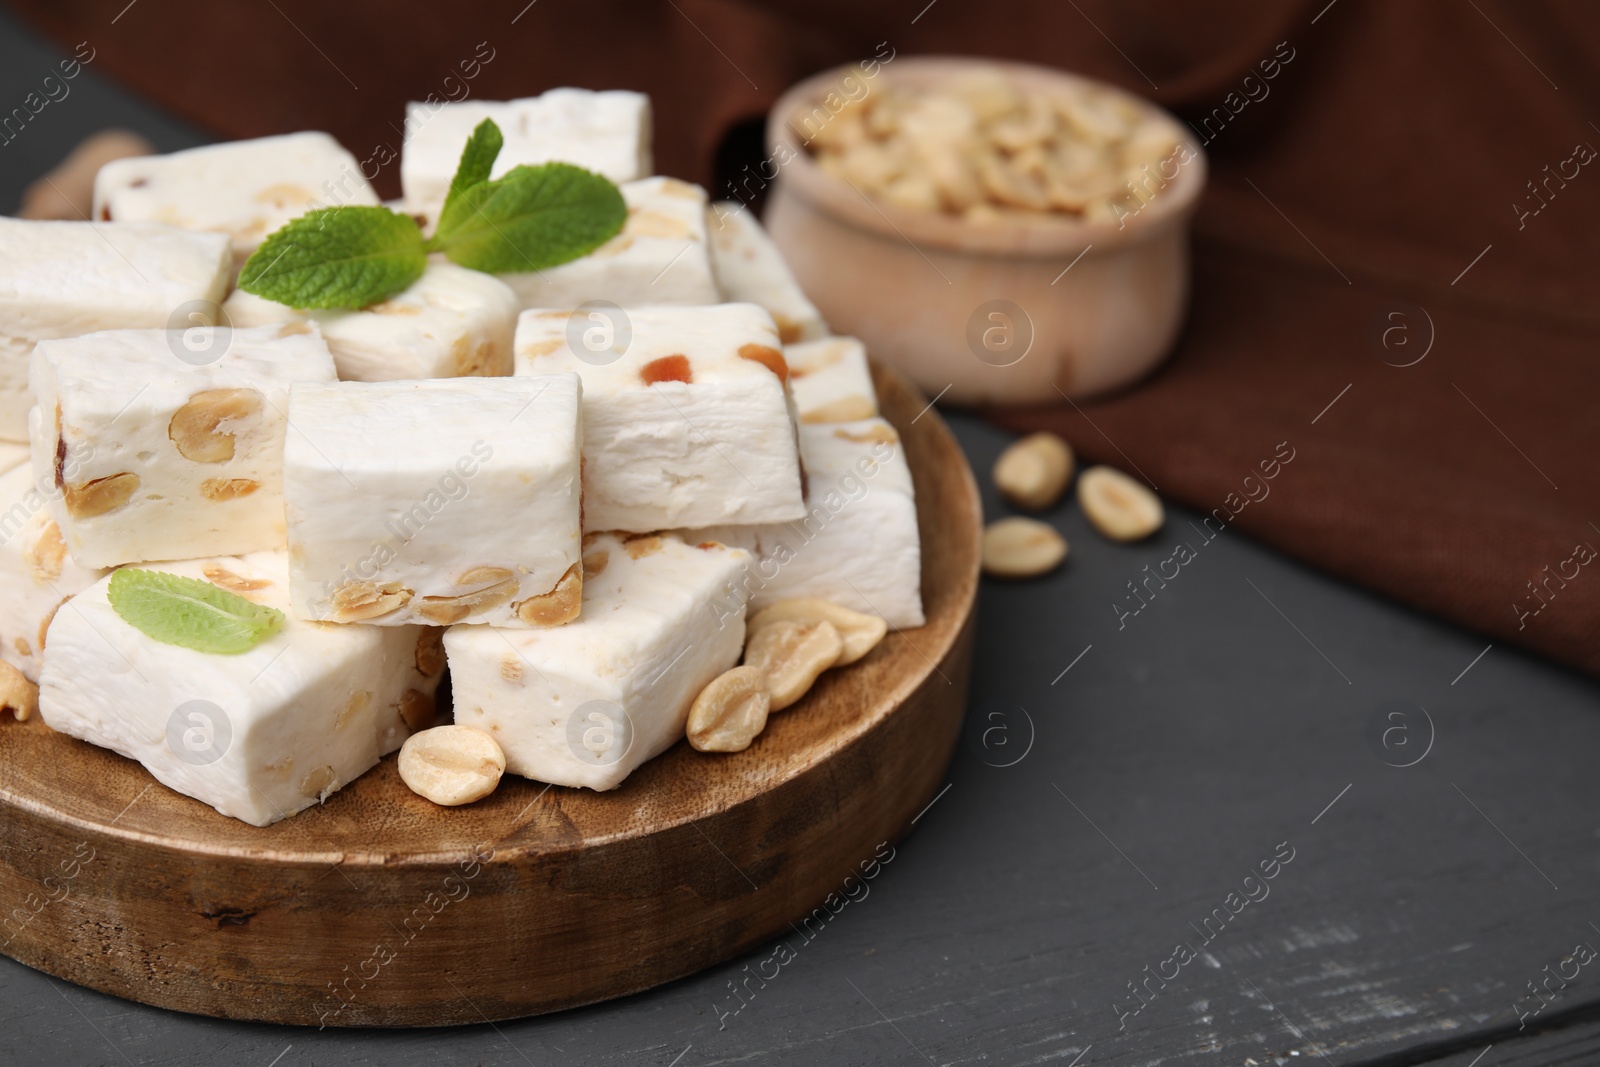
[{"left": 0, "top": 364, "right": 980, "bottom": 1027}]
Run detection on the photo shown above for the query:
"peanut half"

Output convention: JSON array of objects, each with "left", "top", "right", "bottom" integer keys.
[
  {"left": 417, "top": 577, "right": 519, "bottom": 625},
  {"left": 982, "top": 517, "right": 1068, "bottom": 578},
  {"left": 398, "top": 725, "right": 504, "bottom": 806},
  {"left": 994, "top": 432, "right": 1074, "bottom": 511},
  {"left": 0, "top": 660, "right": 39, "bottom": 722},
  {"left": 330, "top": 579, "right": 412, "bottom": 622},
  {"left": 687, "top": 666, "right": 771, "bottom": 753},
  {"left": 1077, "top": 465, "right": 1163, "bottom": 542},
  {"left": 744, "top": 619, "right": 844, "bottom": 712},
  {"left": 748, "top": 598, "right": 887, "bottom": 665},
  {"left": 63, "top": 472, "right": 139, "bottom": 518},
  {"left": 169, "top": 388, "right": 263, "bottom": 464}
]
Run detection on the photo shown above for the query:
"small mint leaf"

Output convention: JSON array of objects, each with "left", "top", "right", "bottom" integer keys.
[
  {"left": 428, "top": 162, "right": 627, "bottom": 274},
  {"left": 238, "top": 206, "right": 426, "bottom": 310},
  {"left": 108, "top": 568, "right": 285, "bottom": 655},
  {"left": 436, "top": 118, "right": 504, "bottom": 236}
]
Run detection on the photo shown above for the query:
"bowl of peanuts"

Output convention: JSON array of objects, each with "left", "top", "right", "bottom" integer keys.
[{"left": 763, "top": 57, "right": 1206, "bottom": 404}]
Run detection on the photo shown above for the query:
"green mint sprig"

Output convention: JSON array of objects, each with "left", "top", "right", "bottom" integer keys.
[
  {"left": 108, "top": 568, "right": 285, "bottom": 654},
  {"left": 237, "top": 119, "right": 627, "bottom": 310}
]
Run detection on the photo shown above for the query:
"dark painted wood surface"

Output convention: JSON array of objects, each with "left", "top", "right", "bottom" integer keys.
[{"left": 2, "top": 9, "right": 1598, "bottom": 1065}]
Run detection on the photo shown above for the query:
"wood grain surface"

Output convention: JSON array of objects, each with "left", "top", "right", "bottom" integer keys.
[{"left": 0, "top": 363, "right": 981, "bottom": 1028}]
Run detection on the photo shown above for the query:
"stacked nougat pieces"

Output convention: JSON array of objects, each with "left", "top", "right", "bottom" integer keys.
[{"left": 3, "top": 87, "right": 924, "bottom": 825}]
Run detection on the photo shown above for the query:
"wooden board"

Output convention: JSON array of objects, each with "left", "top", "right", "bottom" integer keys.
[{"left": 0, "top": 364, "right": 980, "bottom": 1028}]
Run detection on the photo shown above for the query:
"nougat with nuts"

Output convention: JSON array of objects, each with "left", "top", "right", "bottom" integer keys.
[
  {"left": 28, "top": 325, "right": 338, "bottom": 569},
  {"left": 785, "top": 336, "right": 879, "bottom": 424},
  {"left": 445, "top": 532, "right": 748, "bottom": 790},
  {"left": 706, "top": 201, "right": 826, "bottom": 343},
  {"left": 401, "top": 89, "right": 652, "bottom": 225},
  {"left": 514, "top": 302, "right": 806, "bottom": 532},
  {"left": 0, "top": 217, "right": 231, "bottom": 443},
  {"left": 686, "top": 417, "right": 924, "bottom": 629},
  {"left": 283, "top": 375, "right": 583, "bottom": 628},
  {"left": 498, "top": 177, "right": 720, "bottom": 309},
  {"left": 37, "top": 552, "right": 442, "bottom": 827},
  {"left": 93, "top": 132, "right": 380, "bottom": 262},
  {"left": 222, "top": 262, "right": 516, "bottom": 383}
]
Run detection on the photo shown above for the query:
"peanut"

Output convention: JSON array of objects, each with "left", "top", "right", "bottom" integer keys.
[
  {"left": 331, "top": 580, "right": 412, "bottom": 622},
  {"left": 800, "top": 395, "right": 877, "bottom": 423},
  {"left": 512, "top": 562, "right": 581, "bottom": 626},
  {"left": 169, "top": 388, "right": 263, "bottom": 463},
  {"left": 982, "top": 517, "right": 1068, "bottom": 578},
  {"left": 398, "top": 725, "right": 505, "bottom": 806},
  {"left": 24, "top": 521, "right": 66, "bottom": 583},
  {"left": 203, "top": 565, "right": 271, "bottom": 594},
  {"left": 199, "top": 477, "right": 260, "bottom": 501},
  {"left": 418, "top": 577, "right": 519, "bottom": 624},
  {"left": 63, "top": 472, "right": 139, "bottom": 518},
  {"left": 687, "top": 666, "right": 771, "bottom": 752},
  {"left": 0, "top": 660, "right": 39, "bottom": 722},
  {"left": 743, "top": 619, "right": 844, "bottom": 712},
  {"left": 1077, "top": 465, "right": 1163, "bottom": 542},
  {"left": 748, "top": 598, "right": 887, "bottom": 665},
  {"left": 993, "top": 432, "right": 1074, "bottom": 511}
]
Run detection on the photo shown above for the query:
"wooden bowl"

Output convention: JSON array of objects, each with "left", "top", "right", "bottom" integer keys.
[
  {"left": 0, "top": 363, "right": 980, "bottom": 1027},
  {"left": 764, "top": 56, "right": 1206, "bottom": 405}
]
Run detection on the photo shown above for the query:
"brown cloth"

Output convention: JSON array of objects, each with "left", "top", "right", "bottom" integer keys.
[{"left": 14, "top": 0, "right": 1598, "bottom": 674}]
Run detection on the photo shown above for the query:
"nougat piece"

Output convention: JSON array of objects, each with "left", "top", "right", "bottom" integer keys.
[
  {"left": 514, "top": 303, "right": 805, "bottom": 532},
  {"left": 0, "top": 463, "right": 107, "bottom": 680},
  {"left": 37, "top": 552, "right": 443, "bottom": 826},
  {"left": 446, "top": 533, "right": 748, "bottom": 790},
  {"left": 0, "top": 443, "right": 29, "bottom": 476},
  {"left": 93, "top": 132, "right": 379, "bottom": 260},
  {"left": 401, "top": 89, "right": 652, "bottom": 222},
  {"left": 690, "top": 418, "right": 924, "bottom": 629},
  {"left": 0, "top": 218, "right": 231, "bottom": 441},
  {"left": 222, "top": 263, "right": 516, "bottom": 381},
  {"left": 706, "top": 201, "right": 826, "bottom": 343},
  {"left": 284, "top": 375, "right": 582, "bottom": 627},
  {"left": 29, "top": 325, "right": 338, "bottom": 569},
  {"left": 786, "top": 336, "right": 879, "bottom": 424},
  {"left": 500, "top": 177, "right": 720, "bottom": 309}
]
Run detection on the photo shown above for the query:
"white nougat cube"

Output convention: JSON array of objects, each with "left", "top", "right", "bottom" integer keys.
[
  {"left": 37, "top": 552, "right": 444, "bottom": 827},
  {"left": 689, "top": 418, "right": 924, "bottom": 628},
  {"left": 29, "top": 326, "right": 338, "bottom": 569},
  {"left": 0, "top": 218, "right": 231, "bottom": 442},
  {"left": 786, "top": 336, "right": 879, "bottom": 424},
  {"left": 93, "top": 132, "right": 380, "bottom": 260},
  {"left": 0, "top": 462, "right": 107, "bottom": 680},
  {"left": 284, "top": 375, "right": 583, "bottom": 628},
  {"left": 401, "top": 89, "right": 652, "bottom": 222},
  {"left": 514, "top": 303, "right": 805, "bottom": 532},
  {"left": 446, "top": 532, "right": 748, "bottom": 790},
  {"left": 500, "top": 178, "right": 720, "bottom": 309},
  {"left": 222, "top": 263, "right": 517, "bottom": 381},
  {"left": 707, "top": 201, "right": 826, "bottom": 343}
]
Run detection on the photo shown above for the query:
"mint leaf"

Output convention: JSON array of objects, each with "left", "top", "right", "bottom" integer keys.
[
  {"left": 426, "top": 162, "right": 627, "bottom": 274},
  {"left": 437, "top": 118, "right": 504, "bottom": 234},
  {"left": 238, "top": 206, "right": 426, "bottom": 310},
  {"left": 108, "top": 568, "right": 285, "bottom": 655}
]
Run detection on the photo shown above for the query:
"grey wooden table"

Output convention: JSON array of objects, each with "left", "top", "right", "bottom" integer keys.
[{"left": 2, "top": 10, "right": 1598, "bottom": 1066}]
